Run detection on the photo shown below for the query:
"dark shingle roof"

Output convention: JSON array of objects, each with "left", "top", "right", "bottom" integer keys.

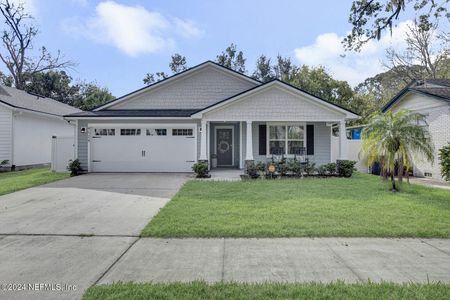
[
  {"left": 412, "top": 87, "right": 450, "bottom": 99},
  {"left": 0, "top": 85, "right": 81, "bottom": 116},
  {"left": 382, "top": 79, "right": 450, "bottom": 112},
  {"left": 66, "top": 109, "right": 198, "bottom": 118},
  {"left": 419, "top": 79, "right": 450, "bottom": 87}
]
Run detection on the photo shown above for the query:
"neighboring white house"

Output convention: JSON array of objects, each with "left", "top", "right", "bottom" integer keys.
[
  {"left": 65, "top": 61, "right": 359, "bottom": 173},
  {"left": 382, "top": 79, "right": 450, "bottom": 182},
  {"left": 0, "top": 86, "right": 81, "bottom": 169}
]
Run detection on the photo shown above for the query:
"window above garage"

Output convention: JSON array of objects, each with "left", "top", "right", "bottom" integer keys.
[
  {"left": 172, "top": 129, "right": 193, "bottom": 136},
  {"left": 146, "top": 129, "right": 167, "bottom": 136},
  {"left": 120, "top": 129, "right": 141, "bottom": 136},
  {"left": 94, "top": 129, "right": 115, "bottom": 136}
]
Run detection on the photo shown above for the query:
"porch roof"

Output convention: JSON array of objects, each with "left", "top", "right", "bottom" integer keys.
[{"left": 191, "top": 80, "right": 359, "bottom": 120}]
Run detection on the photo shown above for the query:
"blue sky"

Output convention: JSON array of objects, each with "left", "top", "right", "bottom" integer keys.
[{"left": 6, "top": 0, "right": 421, "bottom": 96}]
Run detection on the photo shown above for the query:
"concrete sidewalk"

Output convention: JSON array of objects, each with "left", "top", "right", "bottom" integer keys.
[
  {"left": 409, "top": 177, "right": 450, "bottom": 190},
  {"left": 99, "top": 238, "right": 450, "bottom": 284}
]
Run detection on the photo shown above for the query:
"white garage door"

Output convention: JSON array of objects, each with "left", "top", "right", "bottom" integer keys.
[{"left": 90, "top": 124, "right": 197, "bottom": 172}]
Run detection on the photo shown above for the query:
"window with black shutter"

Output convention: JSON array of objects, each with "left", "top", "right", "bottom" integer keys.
[
  {"left": 306, "top": 124, "right": 314, "bottom": 155},
  {"left": 258, "top": 124, "right": 266, "bottom": 155}
]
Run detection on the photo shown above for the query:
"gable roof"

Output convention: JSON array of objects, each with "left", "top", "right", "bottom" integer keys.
[
  {"left": 421, "top": 79, "right": 450, "bottom": 87},
  {"left": 0, "top": 85, "right": 81, "bottom": 116},
  {"left": 66, "top": 109, "right": 197, "bottom": 118},
  {"left": 382, "top": 79, "right": 450, "bottom": 112},
  {"left": 92, "top": 61, "right": 261, "bottom": 111},
  {"left": 191, "top": 79, "right": 360, "bottom": 119}
]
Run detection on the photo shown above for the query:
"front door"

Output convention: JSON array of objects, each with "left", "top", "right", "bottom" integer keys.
[{"left": 216, "top": 128, "right": 233, "bottom": 166}]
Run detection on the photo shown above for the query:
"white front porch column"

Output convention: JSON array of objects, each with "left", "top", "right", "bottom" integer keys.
[
  {"left": 245, "top": 121, "right": 254, "bottom": 161},
  {"left": 339, "top": 120, "right": 348, "bottom": 160},
  {"left": 199, "top": 120, "right": 208, "bottom": 161}
]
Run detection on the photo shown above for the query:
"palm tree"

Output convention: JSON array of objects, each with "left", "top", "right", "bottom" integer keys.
[{"left": 361, "top": 109, "right": 434, "bottom": 191}]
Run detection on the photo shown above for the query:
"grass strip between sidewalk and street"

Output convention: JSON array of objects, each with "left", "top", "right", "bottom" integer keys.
[{"left": 84, "top": 281, "right": 450, "bottom": 300}]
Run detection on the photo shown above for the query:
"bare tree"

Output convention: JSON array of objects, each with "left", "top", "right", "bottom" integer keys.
[
  {"left": 384, "top": 23, "right": 449, "bottom": 81},
  {"left": 0, "top": 0, "right": 73, "bottom": 90},
  {"left": 344, "top": 0, "right": 449, "bottom": 51}
]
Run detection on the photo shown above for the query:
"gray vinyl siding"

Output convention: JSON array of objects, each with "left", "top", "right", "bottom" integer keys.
[
  {"left": 76, "top": 119, "right": 199, "bottom": 172},
  {"left": 77, "top": 120, "right": 89, "bottom": 171},
  {"left": 0, "top": 105, "right": 12, "bottom": 164},
  {"left": 249, "top": 122, "right": 331, "bottom": 166},
  {"left": 110, "top": 66, "right": 257, "bottom": 110},
  {"left": 310, "top": 122, "right": 331, "bottom": 166}
]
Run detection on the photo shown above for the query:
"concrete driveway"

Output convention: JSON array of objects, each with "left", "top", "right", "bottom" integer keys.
[
  {"left": 0, "top": 173, "right": 190, "bottom": 300},
  {"left": 0, "top": 173, "right": 190, "bottom": 236}
]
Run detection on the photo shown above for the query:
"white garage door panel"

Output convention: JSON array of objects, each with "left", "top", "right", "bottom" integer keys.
[{"left": 90, "top": 125, "right": 196, "bottom": 172}]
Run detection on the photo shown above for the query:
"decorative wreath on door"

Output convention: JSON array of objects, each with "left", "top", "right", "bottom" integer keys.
[{"left": 218, "top": 141, "right": 230, "bottom": 154}]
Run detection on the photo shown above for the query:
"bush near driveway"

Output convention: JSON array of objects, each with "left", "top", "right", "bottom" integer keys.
[
  {"left": 142, "top": 173, "right": 450, "bottom": 238},
  {"left": 83, "top": 281, "right": 450, "bottom": 300}
]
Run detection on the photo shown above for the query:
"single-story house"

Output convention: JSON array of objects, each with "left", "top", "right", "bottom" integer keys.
[
  {"left": 382, "top": 79, "right": 450, "bottom": 181},
  {"left": 0, "top": 85, "right": 81, "bottom": 169},
  {"left": 65, "top": 61, "right": 359, "bottom": 173}
]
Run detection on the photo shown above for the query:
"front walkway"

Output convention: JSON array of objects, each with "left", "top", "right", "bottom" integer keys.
[
  {"left": 98, "top": 238, "right": 450, "bottom": 284},
  {"left": 208, "top": 169, "right": 243, "bottom": 181},
  {"left": 409, "top": 177, "right": 450, "bottom": 190}
]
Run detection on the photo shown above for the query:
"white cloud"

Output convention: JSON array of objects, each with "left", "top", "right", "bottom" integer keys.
[
  {"left": 173, "top": 18, "right": 204, "bottom": 38},
  {"left": 62, "top": 1, "right": 203, "bottom": 56},
  {"left": 294, "top": 20, "right": 413, "bottom": 85}
]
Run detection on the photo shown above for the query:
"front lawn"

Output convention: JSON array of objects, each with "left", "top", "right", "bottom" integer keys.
[
  {"left": 84, "top": 281, "right": 450, "bottom": 300},
  {"left": 0, "top": 167, "right": 69, "bottom": 196},
  {"left": 142, "top": 173, "right": 450, "bottom": 238}
]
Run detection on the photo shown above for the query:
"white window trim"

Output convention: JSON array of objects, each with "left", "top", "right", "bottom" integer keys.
[{"left": 266, "top": 122, "right": 307, "bottom": 158}]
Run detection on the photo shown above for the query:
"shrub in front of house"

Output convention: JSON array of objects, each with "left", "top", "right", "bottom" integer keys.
[
  {"left": 304, "top": 160, "right": 316, "bottom": 176},
  {"left": 246, "top": 162, "right": 260, "bottom": 179},
  {"left": 336, "top": 160, "right": 356, "bottom": 177},
  {"left": 192, "top": 162, "right": 210, "bottom": 178},
  {"left": 0, "top": 159, "right": 10, "bottom": 172},
  {"left": 439, "top": 142, "right": 450, "bottom": 181},
  {"left": 316, "top": 163, "right": 335, "bottom": 177},
  {"left": 244, "top": 159, "right": 356, "bottom": 179},
  {"left": 277, "top": 161, "right": 290, "bottom": 176},
  {"left": 67, "top": 159, "right": 82, "bottom": 176},
  {"left": 324, "top": 163, "right": 337, "bottom": 175},
  {"left": 288, "top": 160, "right": 302, "bottom": 177},
  {"left": 317, "top": 165, "right": 327, "bottom": 176}
]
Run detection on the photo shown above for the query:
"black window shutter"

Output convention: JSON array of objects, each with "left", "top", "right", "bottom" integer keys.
[
  {"left": 306, "top": 124, "right": 314, "bottom": 155},
  {"left": 258, "top": 124, "right": 267, "bottom": 155}
]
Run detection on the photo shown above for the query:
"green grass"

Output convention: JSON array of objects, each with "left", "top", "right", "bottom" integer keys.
[
  {"left": 142, "top": 173, "right": 450, "bottom": 238},
  {"left": 84, "top": 281, "right": 450, "bottom": 300},
  {"left": 0, "top": 167, "right": 69, "bottom": 196}
]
